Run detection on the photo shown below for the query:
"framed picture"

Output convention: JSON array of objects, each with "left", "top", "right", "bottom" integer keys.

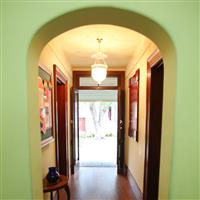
[
  {"left": 128, "top": 69, "right": 140, "bottom": 141},
  {"left": 38, "top": 65, "right": 54, "bottom": 147}
]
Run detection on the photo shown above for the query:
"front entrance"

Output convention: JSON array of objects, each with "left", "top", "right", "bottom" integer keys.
[
  {"left": 78, "top": 90, "right": 118, "bottom": 167},
  {"left": 71, "top": 71, "right": 125, "bottom": 174}
]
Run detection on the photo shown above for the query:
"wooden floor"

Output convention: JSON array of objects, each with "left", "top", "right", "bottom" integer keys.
[{"left": 59, "top": 167, "right": 136, "bottom": 200}]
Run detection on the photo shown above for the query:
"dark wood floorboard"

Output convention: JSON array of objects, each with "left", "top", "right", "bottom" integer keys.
[{"left": 59, "top": 167, "right": 137, "bottom": 200}]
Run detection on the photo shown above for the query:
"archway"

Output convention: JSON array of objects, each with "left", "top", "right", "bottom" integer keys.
[{"left": 27, "top": 7, "right": 176, "bottom": 199}]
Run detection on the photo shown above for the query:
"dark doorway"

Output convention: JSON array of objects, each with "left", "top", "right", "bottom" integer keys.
[
  {"left": 143, "top": 51, "right": 164, "bottom": 200},
  {"left": 71, "top": 71, "right": 125, "bottom": 175},
  {"left": 53, "top": 65, "right": 69, "bottom": 177}
]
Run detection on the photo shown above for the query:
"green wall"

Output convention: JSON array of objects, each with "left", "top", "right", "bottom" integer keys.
[{"left": 1, "top": 1, "right": 199, "bottom": 199}]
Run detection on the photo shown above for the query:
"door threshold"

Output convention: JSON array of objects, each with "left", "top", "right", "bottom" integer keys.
[{"left": 79, "top": 162, "right": 117, "bottom": 167}]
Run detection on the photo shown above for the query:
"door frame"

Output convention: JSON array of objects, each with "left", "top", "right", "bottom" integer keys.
[
  {"left": 70, "top": 88, "right": 79, "bottom": 174},
  {"left": 53, "top": 64, "right": 69, "bottom": 177},
  {"left": 143, "top": 50, "right": 164, "bottom": 200},
  {"left": 71, "top": 71, "right": 125, "bottom": 174},
  {"left": 73, "top": 71, "right": 125, "bottom": 90}
]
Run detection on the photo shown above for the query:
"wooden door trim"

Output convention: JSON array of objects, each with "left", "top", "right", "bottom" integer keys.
[
  {"left": 53, "top": 64, "right": 69, "bottom": 176},
  {"left": 72, "top": 70, "right": 125, "bottom": 174},
  {"left": 54, "top": 65, "right": 68, "bottom": 83},
  {"left": 70, "top": 89, "right": 74, "bottom": 174},
  {"left": 70, "top": 88, "right": 79, "bottom": 174},
  {"left": 143, "top": 51, "right": 163, "bottom": 200},
  {"left": 117, "top": 89, "right": 125, "bottom": 174},
  {"left": 73, "top": 71, "right": 125, "bottom": 90},
  {"left": 147, "top": 49, "right": 162, "bottom": 67}
]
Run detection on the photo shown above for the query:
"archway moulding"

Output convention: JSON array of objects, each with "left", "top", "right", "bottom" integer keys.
[{"left": 27, "top": 7, "right": 176, "bottom": 199}]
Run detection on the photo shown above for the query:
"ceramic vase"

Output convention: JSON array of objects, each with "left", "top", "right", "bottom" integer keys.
[{"left": 46, "top": 167, "right": 60, "bottom": 184}]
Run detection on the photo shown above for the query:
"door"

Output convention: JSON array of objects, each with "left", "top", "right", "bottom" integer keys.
[
  {"left": 72, "top": 71, "right": 125, "bottom": 174},
  {"left": 53, "top": 65, "right": 69, "bottom": 177},
  {"left": 143, "top": 51, "right": 164, "bottom": 200},
  {"left": 117, "top": 89, "right": 125, "bottom": 174},
  {"left": 70, "top": 88, "right": 79, "bottom": 174}
]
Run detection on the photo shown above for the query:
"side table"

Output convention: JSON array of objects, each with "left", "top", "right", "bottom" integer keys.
[{"left": 43, "top": 175, "right": 70, "bottom": 200}]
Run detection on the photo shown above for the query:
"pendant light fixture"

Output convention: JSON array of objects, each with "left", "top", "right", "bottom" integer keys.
[{"left": 91, "top": 38, "right": 108, "bottom": 84}]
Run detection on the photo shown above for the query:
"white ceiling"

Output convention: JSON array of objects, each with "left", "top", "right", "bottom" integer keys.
[{"left": 48, "top": 24, "right": 153, "bottom": 68}]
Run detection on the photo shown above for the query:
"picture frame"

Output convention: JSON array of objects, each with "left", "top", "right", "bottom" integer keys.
[
  {"left": 128, "top": 69, "right": 140, "bottom": 141},
  {"left": 38, "top": 65, "right": 54, "bottom": 147}
]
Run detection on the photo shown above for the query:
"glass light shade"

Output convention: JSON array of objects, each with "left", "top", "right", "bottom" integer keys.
[
  {"left": 91, "top": 64, "right": 108, "bottom": 84},
  {"left": 91, "top": 46, "right": 108, "bottom": 84}
]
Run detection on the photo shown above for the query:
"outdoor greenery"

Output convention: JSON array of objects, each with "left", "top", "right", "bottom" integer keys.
[{"left": 80, "top": 131, "right": 115, "bottom": 138}]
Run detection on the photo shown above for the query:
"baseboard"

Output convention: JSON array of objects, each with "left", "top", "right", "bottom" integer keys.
[{"left": 126, "top": 165, "right": 143, "bottom": 200}]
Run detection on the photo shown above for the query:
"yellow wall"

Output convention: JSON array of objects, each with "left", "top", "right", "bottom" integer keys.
[
  {"left": 125, "top": 41, "right": 157, "bottom": 192},
  {"left": 38, "top": 44, "right": 72, "bottom": 181},
  {"left": 40, "top": 38, "right": 157, "bottom": 196},
  {"left": 73, "top": 40, "right": 157, "bottom": 193}
]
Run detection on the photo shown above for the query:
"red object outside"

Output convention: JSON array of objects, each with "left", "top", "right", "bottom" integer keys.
[{"left": 79, "top": 117, "right": 86, "bottom": 131}]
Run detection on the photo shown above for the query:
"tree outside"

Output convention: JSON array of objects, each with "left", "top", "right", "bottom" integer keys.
[
  {"left": 79, "top": 101, "right": 117, "bottom": 138},
  {"left": 79, "top": 101, "right": 117, "bottom": 165}
]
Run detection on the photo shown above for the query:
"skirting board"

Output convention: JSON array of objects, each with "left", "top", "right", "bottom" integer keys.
[{"left": 126, "top": 165, "right": 143, "bottom": 200}]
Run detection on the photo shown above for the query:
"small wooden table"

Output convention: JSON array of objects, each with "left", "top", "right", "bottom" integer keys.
[{"left": 43, "top": 175, "right": 70, "bottom": 200}]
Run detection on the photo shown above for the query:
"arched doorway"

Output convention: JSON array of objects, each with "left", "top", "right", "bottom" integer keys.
[{"left": 27, "top": 7, "right": 176, "bottom": 199}]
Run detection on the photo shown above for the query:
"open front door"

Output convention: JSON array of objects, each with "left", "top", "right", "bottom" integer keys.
[
  {"left": 117, "top": 89, "right": 125, "bottom": 174},
  {"left": 70, "top": 88, "right": 79, "bottom": 174}
]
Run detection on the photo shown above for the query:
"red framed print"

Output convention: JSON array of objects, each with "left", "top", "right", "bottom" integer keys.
[
  {"left": 38, "top": 65, "right": 54, "bottom": 147},
  {"left": 128, "top": 69, "right": 140, "bottom": 141}
]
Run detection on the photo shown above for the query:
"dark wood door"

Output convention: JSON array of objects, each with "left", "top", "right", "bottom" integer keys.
[
  {"left": 56, "top": 82, "right": 68, "bottom": 176},
  {"left": 117, "top": 89, "right": 125, "bottom": 174},
  {"left": 70, "top": 88, "right": 79, "bottom": 174},
  {"left": 143, "top": 53, "right": 164, "bottom": 200},
  {"left": 53, "top": 65, "right": 69, "bottom": 177}
]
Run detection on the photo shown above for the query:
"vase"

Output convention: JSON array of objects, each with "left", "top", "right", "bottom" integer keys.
[{"left": 46, "top": 167, "right": 60, "bottom": 184}]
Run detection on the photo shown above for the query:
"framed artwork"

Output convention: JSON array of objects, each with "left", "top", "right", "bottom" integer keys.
[
  {"left": 38, "top": 65, "right": 54, "bottom": 147},
  {"left": 128, "top": 69, "right": 140, "bottom": 141}
]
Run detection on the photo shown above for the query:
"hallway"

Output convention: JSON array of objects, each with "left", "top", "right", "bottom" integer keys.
[{"left": 60, "top": 167, "right": 136, "bottom": 200}]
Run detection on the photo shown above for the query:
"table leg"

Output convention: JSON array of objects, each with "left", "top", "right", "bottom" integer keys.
[
  {"left": 64, "top": 185, "right": 70, "bottom": 200},
  {"left": 50, "top": 191, "right": 53, "bottom": 200},
  {"left": 57, "top": 190, "right": 59, "bottom": 200}
]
